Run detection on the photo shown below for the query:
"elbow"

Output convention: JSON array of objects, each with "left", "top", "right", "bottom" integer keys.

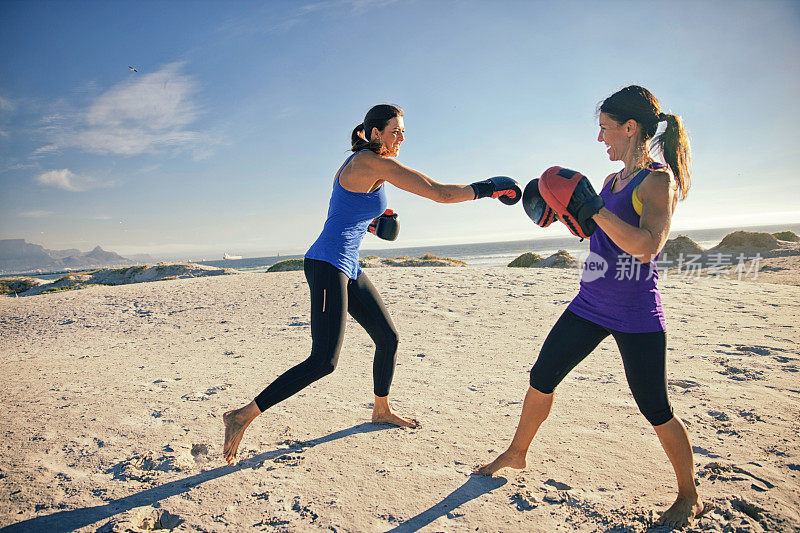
[
  {"left": 636, "top": 244, "right": 662, "bottom": 263},
  {"left": 430, "top": 185, "right": 454, "bottom": 203}
]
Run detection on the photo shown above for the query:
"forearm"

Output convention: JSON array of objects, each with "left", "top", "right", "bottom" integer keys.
[
  {"left": 593, "top": 208, "right": 661, "bottom": 262},
  {"left": 431, "top": 183, "right": 478, "bottom": 203}
]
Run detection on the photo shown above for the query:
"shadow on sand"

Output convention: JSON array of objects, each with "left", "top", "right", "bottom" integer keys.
[
  {"left": 1, "top": 423, "right": 389, "bottom": 532},
  {"left": 387, "top": 475, "right": 508, "bottom": 532}
]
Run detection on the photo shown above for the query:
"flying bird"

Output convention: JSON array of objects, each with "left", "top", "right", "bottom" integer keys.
[{"left": 129, "top": 66, "right": 137, "bottom": 72}]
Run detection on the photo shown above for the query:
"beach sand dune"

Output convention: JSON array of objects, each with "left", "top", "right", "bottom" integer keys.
[{"left": 1, "top": 268, "right": 798, "bottom": 531}]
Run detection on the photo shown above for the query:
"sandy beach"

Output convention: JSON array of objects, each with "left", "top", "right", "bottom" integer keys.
[{"left": 1, "top": 265, "right": 798, "bottom": 532}]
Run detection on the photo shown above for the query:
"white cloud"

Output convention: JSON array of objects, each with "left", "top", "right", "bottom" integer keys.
[
  {"left": 20, "top": 210, "right": 52, "bottom": 218},
  {"left": 36, "top": 169, "right": 103, "bottom": 192},
  {"left": 0, "top": 95, "right": 15, "bottom": 112},
  {"left": 44, "top": 62, "right": 208, "bottom": 157},
  {"left": 31, "top": 144, "right": 60, "bottom": 156}
]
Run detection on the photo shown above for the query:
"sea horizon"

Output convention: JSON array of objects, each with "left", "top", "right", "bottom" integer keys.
[{"left": 197, "top": 222, "right": 800, "bottom": 271}]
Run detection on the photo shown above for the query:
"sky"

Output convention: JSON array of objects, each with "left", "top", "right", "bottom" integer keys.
[{"left": 1, "top": 0, "right": 799, "bottom": 260}]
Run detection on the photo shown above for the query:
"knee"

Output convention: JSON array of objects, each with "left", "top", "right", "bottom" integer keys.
[
  {"left": 377, "top": 326, "right": 399, "bottom": 354},
  {"left": 529, "top": 368, "right": 556, "bottom": 394},
  {"left": 636, "top": 399, "right": 674, "bottom": 427},
  {"left": 384, "top": 328, "right": 399, "bottom": 352},
  {"left": 307, "top": 355, "right": 337, "bottom": 380}
]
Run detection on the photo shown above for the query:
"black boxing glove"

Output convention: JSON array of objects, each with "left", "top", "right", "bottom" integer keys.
[
  {"left": 368, "top": 209, "right": 399, "bottom": 241},
  {"left": 522, "top": 179, "right": 556, "bottom": 227},
  {"left": 469, "top": 176, "right": 522, "bottom": 205}
]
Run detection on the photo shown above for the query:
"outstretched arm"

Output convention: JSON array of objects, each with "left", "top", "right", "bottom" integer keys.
[
  {"left": 593, "top": 171, "right": 676, "bottom": 263},
  {"left": 365, "top": 155, "right": 475, "bottom": 203}
]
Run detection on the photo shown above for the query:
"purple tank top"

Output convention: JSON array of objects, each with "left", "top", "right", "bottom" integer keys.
[{"left": 567, "top": 163, "right": 667, "bottom": 333}]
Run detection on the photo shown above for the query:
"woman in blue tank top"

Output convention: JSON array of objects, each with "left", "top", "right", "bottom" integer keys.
[
  {"left": 223, "top": 104, "right": 521, "bottom": 465},
  {"left": 478, "top": 87, "right": 704, "bottom": 528}
]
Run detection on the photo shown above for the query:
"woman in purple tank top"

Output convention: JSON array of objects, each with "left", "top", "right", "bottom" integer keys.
[
  {"left": 478, "top": 86, "right": 704, "bottom": 528},
  {"left": 222, "top": 105, "right": 521, "bottom": 465}
]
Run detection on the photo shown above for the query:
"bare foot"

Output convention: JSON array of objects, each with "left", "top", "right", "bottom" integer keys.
[
  {"left": 656, "top": 494, "right": 705, "bottom": 528},
  {"left": 474, "top": 449, "right": 526, "bottom": 476},
  {"left": 371, "top": 410, "right": 419, "bottom": 428},
  {"left": 223, "top": 402, "right": 259, "bottom": 465}
]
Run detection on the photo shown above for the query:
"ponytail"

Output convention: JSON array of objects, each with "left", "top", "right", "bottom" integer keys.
[
  {"left": 350, "top": 123, "right": 385, "bottom": 154},
  {"left": 349, "top": 104, "right": 403, "bottom": 155},
  {"left": 653, "top": 113, "right": 691, "bottom": 200}
]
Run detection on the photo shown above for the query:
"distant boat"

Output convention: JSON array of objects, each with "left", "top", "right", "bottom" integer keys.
[{"left": 223, "top": 253, "right": 242, "bottom": 260}]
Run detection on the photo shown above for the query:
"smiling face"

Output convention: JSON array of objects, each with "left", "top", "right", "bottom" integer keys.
[
  {"left": 597, "top": 112, "right": 634, "bottom": 162},
  {"left": 371, "top": 116, "right": 405, "bottom": 157},
  {"left": 597, "top": 113, "right": 638, "bottom": 161}
]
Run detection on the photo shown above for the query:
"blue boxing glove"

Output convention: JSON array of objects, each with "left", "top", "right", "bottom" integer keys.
[
  {"left": 368, "top": 209, "right": 399, "bottom": 241},
  {"left": 470, "top": 176, "right": 522, "bottom": 205}
]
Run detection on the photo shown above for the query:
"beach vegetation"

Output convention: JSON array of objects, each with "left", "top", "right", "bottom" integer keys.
[
  {"left": 361, "top": 254, "right": 466, "bottom": 268},
  {"left": 773, "top": 230, "right": 799, "bottom": 242},
  {"left": 508, "top": 252, "right": 544, "bottom": 267},
  {"left": 267, "top": 259, "right": 305, "bottom": 272},
  {"left": 539, "top": 250, "right": 578, "bottom": 268},
  {"left": 714, "top": 231, "right": 779, "bottom": 252},
  {"left": 42, "top": 284, "right": 83, "bottom": 294},
  {"left": 508, "top": 251, "right": 577, "bottom": 268},
  {"left": 662, "top": 235, "right": 704, "bottom": 258},
  {"left": 0, "top": 276, "right": 43, "bottom": 295}
]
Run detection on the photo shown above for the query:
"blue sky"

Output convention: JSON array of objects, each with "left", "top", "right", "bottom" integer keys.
[{"left": 1, "top": 0, "right": 799, "bottom": 260}]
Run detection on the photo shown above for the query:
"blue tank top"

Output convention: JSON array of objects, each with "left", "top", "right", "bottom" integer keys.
[
  {"left": 305, "top": 150, "right": 387, "bottom": 279},
  {"left": 567, "top": 162, "right": 667, "bottom": 333}
]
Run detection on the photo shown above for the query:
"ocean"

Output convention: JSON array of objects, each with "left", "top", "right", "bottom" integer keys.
[{"left": 198, "top": 223, "right": 800, "bottom": 272}]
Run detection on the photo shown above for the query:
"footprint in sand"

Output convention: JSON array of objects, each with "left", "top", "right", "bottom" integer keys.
[
  {"left": 273, "top": 453, "right": 305, "bottom": 467},
  {"left": 291, "top": 497, "right": 319, "bottom": 522},
  {"left": 669, "top": 378, "right": 701, "bottom": 390},
  {"left": 698, "top": 462, "right": 776, "bottom": 492},
  {"left": 544, "top": 478, "right": 573, "bottom": 491},
  {"left": 707, "top": 410, "right": 730, "bottom": 422},
  {"left": 181, "top": 383, "right": 231, "bottom": 401},
  {"left": 253, "top": 515, "right": 291, "bottom": 527},
  {"left": 736, "top": 345, "right": 772, "bottom": 356},
  {"left": 714, "top": 359, "right": 764, "bottom": 381},
  {"left": 109, "top": 452, "right": 176, "bottom": 482},
  {"left": 511, "top": 491, "right": 540, "bottom": 510},
  {"left": 709, "top": 496, "right": 784, "bottom": 530},
  {"left": 692, "top": 445, "right": 723, "bottom": 459},
  {"left": 100, "top": 507, "right": 183, "bottom": 531},
  {"left": 173, "top": 442, "right": 211, "bottom": 470},
  {"left": 543, "top": 491, "right": 568, "bottom": 503},
  {"left": 735, "top": 409, "right": 763, "bottom": 423},
  {"left": 278, "top": 438, "right": 309, "bottom": 451}
]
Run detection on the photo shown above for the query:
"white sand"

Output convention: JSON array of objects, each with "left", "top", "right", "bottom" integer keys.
[{"left": 1, "top": 267, "right": 798, "bottom": 531}]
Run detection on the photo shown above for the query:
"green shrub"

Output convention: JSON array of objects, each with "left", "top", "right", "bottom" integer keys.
[
  {"left": 772, "top": 230, "right": 799, "bottom": 242},
  {"left": 267, "top": 258, "right": 305, "bottom": 272},
  {"left": 508, "top": 252, "right": 544, "bottom": 267}
]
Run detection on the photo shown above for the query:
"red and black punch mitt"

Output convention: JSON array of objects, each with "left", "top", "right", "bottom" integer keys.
[{"left": 538, "top": 167, "right": 604, "bottom": 239}]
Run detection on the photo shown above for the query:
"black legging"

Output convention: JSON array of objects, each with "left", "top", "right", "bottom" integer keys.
[
  {"left": 530, "top": 309, "right": 674, "bottom": 426},
  {"left": 254, "top": 258, "right": 399, "bottom": 412}
]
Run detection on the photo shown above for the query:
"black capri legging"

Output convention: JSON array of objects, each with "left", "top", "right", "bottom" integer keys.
[
  {"left": 530, "top": 309, "right": 674, "bottom": 426},
  {"left": 254, "top": 258, "right": 399, "bottom": 412}
]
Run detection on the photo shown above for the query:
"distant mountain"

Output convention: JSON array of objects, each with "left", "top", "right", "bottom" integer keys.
[
  {"left": 0, "top": 239, "right": 137, "bottom": 274},
  {"left": 127, "top": 253, "right": 157, "bottom": 263}
]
